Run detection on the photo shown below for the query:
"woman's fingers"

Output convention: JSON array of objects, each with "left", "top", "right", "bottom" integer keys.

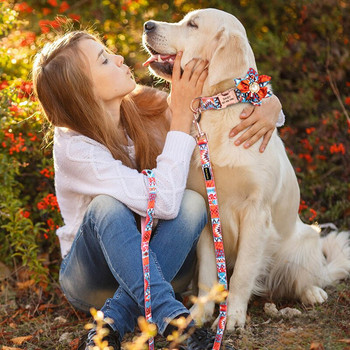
[
  {"left": 227, "top": 95, "right": 281, "bottom": 151},
  {"left": 191, "top": 59, "right": 208, "bottom": 80},
  {"left": 233, "top": 122, "right": 261, "bottom": 146},
  {"left": 182, "top": 58, "right": 199, "bottom": 81},
  {"left": 182, "top": 58, "right": 208, "bottom": 82},
  {"left": 169, "top": 55, "right": 208, "bottom": 133},
  {"left": 241, "top": 126, "right": 268, "bottom": 148},
  {"left": 259, "top": 129, "right": 273, "bottom": 152},
  {"left": 196, "top": 66, "right": 209, "bottom": 88},
  {"left": 229, "top": 115, "right": 258, "bottom": 137},
  {"left": 172, "top": 51, "right": 183, "bottom": 81},
  {"left": 240, "top": 105, "right": 255, "bottom": 119},
  {"left": 233, "top": 120, "right": 274, "bottom": 150}
]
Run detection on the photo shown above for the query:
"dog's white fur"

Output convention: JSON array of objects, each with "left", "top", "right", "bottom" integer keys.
[{"left": 143, "top": 8, "right": 350, "bottom": 330}]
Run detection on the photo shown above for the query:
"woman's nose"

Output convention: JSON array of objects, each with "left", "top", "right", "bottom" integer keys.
[{"left": 115, "top": 55, "right": 124, "bottom": 66}]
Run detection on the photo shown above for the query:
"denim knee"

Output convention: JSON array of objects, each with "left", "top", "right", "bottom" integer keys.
[
  {"left": 86, "top": 195, "right": 131, "bottom": 222},
  {"left": 178, "top": 190, "right": 207, "bottom": 235},
  {"left": 59, "top": 249, "right": 118, "bottom": 313},
  {"left": 87, "top": 192, "right": 206, "bottom": 233},
  {"left": 85, "top": 195, "right": 137, "bottom": 234}
]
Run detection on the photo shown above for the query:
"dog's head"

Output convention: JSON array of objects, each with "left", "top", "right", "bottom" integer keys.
[{"left": 143, "top": 8, "right": 257, "bottom": 89}]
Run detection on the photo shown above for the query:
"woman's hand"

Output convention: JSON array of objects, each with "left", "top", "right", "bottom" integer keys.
[
  {"left": 169, "top": 51, "right": 208, "bottom": 134},
  {"left": 229, "top": 94, "right": 282, "bottom": 153}
]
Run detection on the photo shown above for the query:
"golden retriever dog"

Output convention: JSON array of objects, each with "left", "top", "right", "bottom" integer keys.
[{"left": 142, "top": 8, "right": 350, "bottom": 330}]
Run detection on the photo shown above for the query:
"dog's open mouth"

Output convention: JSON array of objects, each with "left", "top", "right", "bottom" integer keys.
[{"left": 143, "top": 44, "right": 176, "bottom": 77}]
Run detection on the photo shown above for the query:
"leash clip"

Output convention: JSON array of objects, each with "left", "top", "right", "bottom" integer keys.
[
  {"left": 190, "top": 96, "right": 202, "bottom": 114},
  {"left": 191, "top": 97, "right": 205, "bottom": 138},
  {"left": 192, "top": 110, "right": 205, "bottom": 138}
]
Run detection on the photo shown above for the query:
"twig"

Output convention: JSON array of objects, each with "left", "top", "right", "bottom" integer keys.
[{"left": 326, "top": 42, "right": 350, "bottom": 122}]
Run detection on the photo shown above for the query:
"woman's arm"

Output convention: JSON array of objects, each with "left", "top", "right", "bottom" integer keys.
[
  {"left": 55, "top": 130, "right": 196, "bottom": 220},
  {"left": 168, "top": 52, "right": 208, "bottom": 134},
  {"left": 229, "top": 94, "right": 283, "bottom": 153},
  {"left": 55, "top": 53, "right": 209, "bottom": 221}
]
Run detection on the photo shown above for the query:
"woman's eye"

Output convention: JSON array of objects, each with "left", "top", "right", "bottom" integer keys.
[{"left": 102, "top": 58, "right": 108, "bottom": 64}]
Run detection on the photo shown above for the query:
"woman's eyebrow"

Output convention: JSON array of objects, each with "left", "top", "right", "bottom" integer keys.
[{"left": 96, "top": 49, "right": 104, "bottom": 61}]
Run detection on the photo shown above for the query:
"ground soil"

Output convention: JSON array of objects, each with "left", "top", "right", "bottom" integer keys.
[{"left": 0, "top": 274, "right": 349, "bottom": 350}]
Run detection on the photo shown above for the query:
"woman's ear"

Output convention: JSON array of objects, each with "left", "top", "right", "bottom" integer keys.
[{"left": 207, "top": 27, "right": 251, "bottom": 87}]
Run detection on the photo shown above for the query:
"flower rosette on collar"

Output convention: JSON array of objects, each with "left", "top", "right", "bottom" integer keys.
[{"left": 234, "top": 68, "right": 272, "bottom": 106}]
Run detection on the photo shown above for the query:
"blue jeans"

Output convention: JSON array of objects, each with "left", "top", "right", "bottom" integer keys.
[{"left": 59, "top": 190, "right": 207, "bottom": 338}]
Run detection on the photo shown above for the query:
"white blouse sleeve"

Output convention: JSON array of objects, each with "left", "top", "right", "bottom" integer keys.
[
  {"left": 276, "top": 110, "right": 285, "bottom": 128},
  {"left": 55, "top": 130, "right": 196, "bottom": 220}
]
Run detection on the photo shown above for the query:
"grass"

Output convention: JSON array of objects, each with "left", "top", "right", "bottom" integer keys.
[{"left": 0, "top": 275, "right": 349, "bottom": 350}]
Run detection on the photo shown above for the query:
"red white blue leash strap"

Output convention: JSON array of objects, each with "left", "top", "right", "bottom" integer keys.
[
  {"left": 141, "top": 68, "right": 271, "bottom": 350},
  {"left": 141, "top": 169, "right": 156, "bottom": 350},
  {"left": 142, "top": 151, "right": 227, "bottom": 350},
  {"left": 142, "top": 148, "right": 226, "bottom": 350},
  {"left": 190, "top": 68, "right": 272, "bottom": 349},
  {"left": 192, "top": 111, "right": 228, "bottom": 350}
]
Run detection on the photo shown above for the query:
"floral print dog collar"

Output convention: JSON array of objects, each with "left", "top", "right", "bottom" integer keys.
[{"left": 198, "top": 68, "right": 272, "bottom": 111}]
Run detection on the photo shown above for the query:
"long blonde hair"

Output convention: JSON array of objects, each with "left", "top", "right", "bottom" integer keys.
[{"left": 32, "top": 30, "right": 169, "bottom": 170}]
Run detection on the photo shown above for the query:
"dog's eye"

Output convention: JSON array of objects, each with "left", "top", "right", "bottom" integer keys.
[{"left": 187, "top": 20, "right": 198, "bottom": 28}]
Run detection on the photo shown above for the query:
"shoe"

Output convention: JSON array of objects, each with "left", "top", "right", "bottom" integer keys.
[
  {"left": 78, "top": 323, "right": 121, "bottom": 350},
  {"left": 181, "top": 327, "right": 235, "bottom": 350}
]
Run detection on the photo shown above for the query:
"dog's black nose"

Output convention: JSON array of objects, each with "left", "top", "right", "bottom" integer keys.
[{"left": 144, "top": 21, "right": 156, "bottom": 33}]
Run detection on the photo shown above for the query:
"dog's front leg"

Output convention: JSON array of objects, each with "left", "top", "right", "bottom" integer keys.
[
  {"left": 190, "top": 224, "right": 218, "bottom": 324},
  {"left": 225, "top": 204, "right": 271, "bottom": 330}
]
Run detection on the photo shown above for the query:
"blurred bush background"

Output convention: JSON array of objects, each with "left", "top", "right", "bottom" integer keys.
[{"left": 0, "top": 0, "right": 349, "bottom": 288}]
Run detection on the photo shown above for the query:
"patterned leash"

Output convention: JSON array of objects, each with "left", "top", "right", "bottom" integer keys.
[
  {"left": 189, "top": 67, "right": 272, "bottom": 349},
  {"left": 141, "top": 169, "right": 156, "bottom": 350},
  {"left": 140, "top": 68, "right": 271, "bottom": 350},
  {"left": 141, "top": 152, "right": 226, "bottom": 350},
  {"left": 191, "top": 111, "right": 228, "bottom": 350}
]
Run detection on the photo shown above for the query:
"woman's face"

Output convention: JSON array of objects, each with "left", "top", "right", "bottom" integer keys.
[{"left": 78, "top": 38, "right": 136, "bottom": 105}]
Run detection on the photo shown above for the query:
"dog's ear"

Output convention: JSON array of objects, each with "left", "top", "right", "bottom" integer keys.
[{"left": 208, "top": 28, "right": 251, "bottom": 87}]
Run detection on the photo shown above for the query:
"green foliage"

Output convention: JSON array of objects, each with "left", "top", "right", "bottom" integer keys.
[
  {"left": 0, "top": 0, "right": 349, "bottom": 289},
  {"left": 0, "top": 3, "right": 62, "bottom": 286}
]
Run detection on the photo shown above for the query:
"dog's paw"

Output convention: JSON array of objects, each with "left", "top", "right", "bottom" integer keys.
[
  {"left": 301, "top": 286, "right": 328, "bottom": 305},
  {"left": 190, "top": 300, "right": 215, "bottom": 325},
  {"left": 224, "top": 306, "right": 247, "bottom": 331},
  {"left": 210, "top": 313, "right": 244, "bottom": 333}
]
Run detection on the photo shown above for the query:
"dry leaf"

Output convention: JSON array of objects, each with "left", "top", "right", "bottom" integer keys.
[
  {"left": 338, "top": 339, "right": 350, "bottom": 344},
  {"left": 16, "top": 279, "right": 35, "bottom": 289},
  {"left": 69, "top": 337, "right": 80, "bottom": 350},
  {"left": 2, "top": 347, "right": 23, "bottom": 350},
  {"left": 38, "top": 303, "right": 57, "bottom": 311},
  {"left": 11, "top": 335, "right": 33, "bottom": 345},
  {"left": 310, "top": 342, "right": 324, "bottom": 350}
]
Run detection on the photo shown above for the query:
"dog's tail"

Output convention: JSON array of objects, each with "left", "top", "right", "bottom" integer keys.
[
  {"left": 321, "top": 229, "right": 350, "bottom": 283},
  {"left": 267, "top": 222, "right": 350, "bottom": 300}
]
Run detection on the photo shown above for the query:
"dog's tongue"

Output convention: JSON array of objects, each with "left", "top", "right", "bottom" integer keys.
[{"left": 143, "top": 54, "right": 176, "bottom": 67}]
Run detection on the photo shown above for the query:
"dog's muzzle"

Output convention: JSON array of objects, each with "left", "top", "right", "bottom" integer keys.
[{"left": 142, "top": 22, "right": 177, "bottom": 78}]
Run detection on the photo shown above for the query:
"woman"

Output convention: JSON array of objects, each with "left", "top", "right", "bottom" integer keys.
[{"left": 32, "top": 30, "right": 282, "bottom": 349}]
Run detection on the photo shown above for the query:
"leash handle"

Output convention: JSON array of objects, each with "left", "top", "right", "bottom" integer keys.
[{"left": 141, "top": 169, "right": 156, "bottom": 350}]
